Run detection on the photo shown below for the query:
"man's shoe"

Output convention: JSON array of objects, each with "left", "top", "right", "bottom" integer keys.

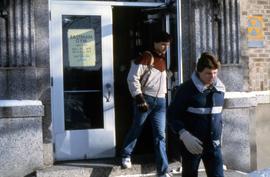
[{"left": 122, "top": 157, "right": 132, "bottom": 169}]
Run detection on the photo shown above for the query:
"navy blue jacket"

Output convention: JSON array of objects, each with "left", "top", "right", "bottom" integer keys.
[{"left": 168, "top": 72, "right": 225, "bottom": 146}]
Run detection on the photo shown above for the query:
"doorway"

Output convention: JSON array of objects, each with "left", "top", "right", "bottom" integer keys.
[
  {"left": 50, "top": 1, "right": 169, "bottom": 161},
  {"left": 113, "top": 6, "right": 166, "bottom": 156}
]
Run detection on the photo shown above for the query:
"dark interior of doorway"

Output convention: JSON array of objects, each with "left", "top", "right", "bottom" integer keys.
[{"left": 113, "top": 6, "right": 164, "bottom": 157}]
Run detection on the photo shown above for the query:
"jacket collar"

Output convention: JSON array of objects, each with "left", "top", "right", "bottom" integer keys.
[
  {"left": 152, "top": 50, "right": 166, "bottom": 59},
  {"left": 191, "top": 72, "right": 225, "bottom": 93}
]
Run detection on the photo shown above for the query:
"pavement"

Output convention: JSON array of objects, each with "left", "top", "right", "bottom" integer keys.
[
  {"left": 35, "top": 155, "right": 248, "bottom": 177},
  {"left": 144, "top": 171, "right": 248, "bottom": 177}
]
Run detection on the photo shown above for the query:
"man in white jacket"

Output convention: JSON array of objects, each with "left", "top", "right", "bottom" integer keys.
[{"left": 121, "top": 31, "right": 172, "bottom": 177}]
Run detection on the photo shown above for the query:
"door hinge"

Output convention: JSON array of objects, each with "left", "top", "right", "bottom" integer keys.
[{"left": 51, "top": 77, "right": 53, "bottom": 87}]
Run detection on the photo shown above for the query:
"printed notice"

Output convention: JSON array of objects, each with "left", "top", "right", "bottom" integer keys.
[{"left": 68, "top": 29, "right": 96, "bottom": 67}]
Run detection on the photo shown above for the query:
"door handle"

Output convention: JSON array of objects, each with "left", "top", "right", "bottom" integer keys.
[{"left": 104, "top": 83, "right": 112, "bottom": 102}]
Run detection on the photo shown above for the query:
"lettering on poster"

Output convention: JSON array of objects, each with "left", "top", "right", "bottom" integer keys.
[{"left": 68, "top": 29, "right": 96, "bottom": 67}]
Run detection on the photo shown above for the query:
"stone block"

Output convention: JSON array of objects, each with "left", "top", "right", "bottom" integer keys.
[
  {"left": 34, "top": 0, "right": 49, "bottom": 67},
  {"left": 222, "top": 93, "right": 257, "bottom": 172},
  {"left": 0, "top": 100, "right": 44, "bottom": 177},
  {"left": 43, "top": 143, "right": 54, "bottom": 166},
  {"left": 256, "top": 103, "right": 270, "bottom": 169},
  {"left": 0, "top": 70, "right": 7, "bottom": 98},
  {"left": 7, "top": 68, "right": 37, "bottom": 100},
  {"left": 222, "top": 108, "right": 254, "bottom": 172},
  {"left": 37, "top": 68, "right": 51, "bottom": 104},
  {"left": 219, "top": 65, "right": 244, "bottom": 92}
]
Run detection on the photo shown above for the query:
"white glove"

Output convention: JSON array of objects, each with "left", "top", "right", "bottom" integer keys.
[{"left": 179, "top": 130, "right": 203, "bottom": 155}]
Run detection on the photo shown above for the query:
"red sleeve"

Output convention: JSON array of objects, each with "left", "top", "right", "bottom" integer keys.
[{"left": 134, "top": 52, "right": 152, "bottom": 65}]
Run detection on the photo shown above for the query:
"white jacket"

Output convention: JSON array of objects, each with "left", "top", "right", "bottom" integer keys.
[{"left": 127, "top": 51, "right": 167, "bottom": 98}]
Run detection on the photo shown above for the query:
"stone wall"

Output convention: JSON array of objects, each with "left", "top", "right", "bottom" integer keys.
[
  {"left": 34, "top": 0, "right": 53, "bottom": 166},
  {"left": 0, "top": 100, "right": 44, "bottom": 177},
  {"left": 0, "top": 0, "right": 52, "bottom": 166},
  {"left": 240, "top": 0, "right": 270, "bottom": 91},
  {"left": 222, "top": 91, "right": 270, "bottom": 172},
  {"left": 222, "top": 93, "right": 257, "bottom": 172},
  {"left": 254, "top": 91, "right": 270, "bottom": 170},
  {"left": 238, "top": 0, "right": 270, "bottom": 171}
]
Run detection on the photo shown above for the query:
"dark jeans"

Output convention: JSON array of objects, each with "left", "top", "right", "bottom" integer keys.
[{"left": 180, "top": 141, "right": 224, "bottom": 177}]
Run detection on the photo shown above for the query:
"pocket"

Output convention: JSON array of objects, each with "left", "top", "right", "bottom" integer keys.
[{"left": 156, "top": 97, "right": 166, "bottom": 112}]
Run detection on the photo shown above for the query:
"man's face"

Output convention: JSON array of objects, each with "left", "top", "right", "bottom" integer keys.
[
  {"left": 154, "top": 42, "right": 170, "bottom": 55},
  {"left": 198, "top": 68, "right": 218, "bottom": 86}
]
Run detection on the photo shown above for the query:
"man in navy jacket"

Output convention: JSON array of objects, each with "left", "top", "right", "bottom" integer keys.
[{"left": 167, "top": 52, "right": 226, "bottom": 177}]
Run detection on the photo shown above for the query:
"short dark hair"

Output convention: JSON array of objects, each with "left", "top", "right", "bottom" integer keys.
[
  {"left": 152, "top": 31, "right": 172, "bottom": 43},
  {"left": 196, "top": 52, "right": 221, "bottom": 72}
]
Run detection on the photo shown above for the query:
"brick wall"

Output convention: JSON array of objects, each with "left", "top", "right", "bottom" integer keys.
[{"left": 240, "top": 0, "right": 270, "bottom": 91}]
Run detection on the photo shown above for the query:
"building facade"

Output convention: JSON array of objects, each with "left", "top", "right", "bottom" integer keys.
[{"left": 0, "top": 0, "right": 269, "bottom": 176}]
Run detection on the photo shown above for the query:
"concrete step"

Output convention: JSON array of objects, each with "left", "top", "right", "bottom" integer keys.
[
  {"left": 36, "top": 155, "right": 180, "bottom": 177},
  {"left": 35, "top": 156, "right": 248, "bottom": 177}
]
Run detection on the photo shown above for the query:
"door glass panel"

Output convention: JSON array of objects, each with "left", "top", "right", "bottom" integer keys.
[{"left": 62, "top": 15, "right": 104, "bottom": 130}]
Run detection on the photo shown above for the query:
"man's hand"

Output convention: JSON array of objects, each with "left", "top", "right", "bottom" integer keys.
[
  {"left": 179, "top": 130, "right": 203, "bottom": 154},
  {"left": 135, "top": 94, "right": 149, "bottom": 112}
]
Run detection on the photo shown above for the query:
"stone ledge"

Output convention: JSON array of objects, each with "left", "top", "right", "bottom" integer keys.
[
  {"left": 0, "top": 100, "right": 42, "bottom": 107},
  {"left": 224, "top": 91, "right": 270, "bottom": 108},
  {"left": 0, "top": 100, "right": 44, "bottom": 118},
  {"left": 253, "top": 91, "right": 270, "bottom": 104},
  {"left": 224, "top": 92, "right": 257, "bottom": 108}
]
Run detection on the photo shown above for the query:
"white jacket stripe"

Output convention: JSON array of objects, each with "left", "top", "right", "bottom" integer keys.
[{"left": 187, "top": 106, "right": 223, "bottom": 114}]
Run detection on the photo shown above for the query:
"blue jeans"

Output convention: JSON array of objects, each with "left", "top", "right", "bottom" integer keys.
[{"left": 121, "top": 94, "right": 169, "bottom": 175}]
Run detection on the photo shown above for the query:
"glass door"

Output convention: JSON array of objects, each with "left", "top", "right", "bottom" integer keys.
[{"left": 50, "top": 2, "right": 115, "bottom": 160}]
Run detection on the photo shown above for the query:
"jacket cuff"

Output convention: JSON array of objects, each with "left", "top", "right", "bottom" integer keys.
[
  {"left": 131, "top": 91, "right": 142, "bottom": 98},
  {"left": 178, "top": 129, "right": 186, "bottom": 136}
]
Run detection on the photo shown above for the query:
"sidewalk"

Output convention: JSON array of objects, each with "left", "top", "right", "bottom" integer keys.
[
  {"left": 34, "top": 155, "right": 248, "bottom": 177},
  {"left": 143, "top": 170, "right": 248, "bottom": 177}
]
